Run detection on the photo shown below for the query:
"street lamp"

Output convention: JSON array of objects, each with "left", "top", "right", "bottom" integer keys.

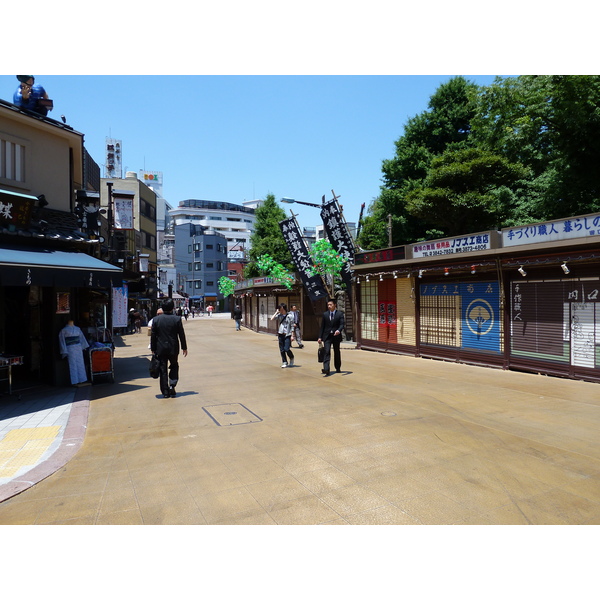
[{"left": 280, "top": 197, "right": 322, "bottom": 208}]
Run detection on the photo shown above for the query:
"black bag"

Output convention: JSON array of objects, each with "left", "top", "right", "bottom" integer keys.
[
  {"left": 317, "top": 343, "right": 324, "bottom": 363},
  {"left": 149, "top": 354, "right": 160, "bottom": 379}
]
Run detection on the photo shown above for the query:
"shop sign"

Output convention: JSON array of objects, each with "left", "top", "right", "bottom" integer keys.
[
  {"left": 114, "top": 196, "right": 134, "bottom": 230},
  {"left": 355, "top": 247, "right": 405, "bottom": 265},
  {"left": 413, "top": 234, "right": 491, "bottom": 258},
  {"left": 502, "top": 213, "right": 600, "bottom": 247},
  {"left": 0, "top": 193, "right": 34, "bottom": 227}
]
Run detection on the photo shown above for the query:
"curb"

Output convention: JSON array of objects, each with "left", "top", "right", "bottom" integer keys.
[{"left": 0, "top": 386, "right": 90, "bottom": 504}]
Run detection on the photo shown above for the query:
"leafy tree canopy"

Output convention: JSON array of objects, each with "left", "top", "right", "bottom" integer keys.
[{"left": 244, "top": 193, "right": 293, "bottom": 278}]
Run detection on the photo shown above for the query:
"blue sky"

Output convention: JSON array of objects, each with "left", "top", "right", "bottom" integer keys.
[{"left": 1, "top": 74, "right": 501, "bottom": 229}]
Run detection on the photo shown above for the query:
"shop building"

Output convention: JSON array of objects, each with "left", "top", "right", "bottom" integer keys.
[
  {"left": 353, "top": 212, "right": 600, "bottom": 384},
  {"left": 0, "top": 99, "right": 122, "bottom": 387}
]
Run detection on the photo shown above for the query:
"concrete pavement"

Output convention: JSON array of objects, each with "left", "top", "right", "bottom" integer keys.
[{"left": 1, "top": 311, "right": 600, "bottom": 524}]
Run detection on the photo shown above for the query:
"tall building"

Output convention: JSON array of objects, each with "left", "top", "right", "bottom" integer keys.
[
  {"left": 100, "top": 171, "right": 158, "bottom": 305},
  {"left": 173, "top": 222, "right": 228, "bottom": 308},
  {"left": 169, "top": 199, "right": 258, "bottom": 263}
]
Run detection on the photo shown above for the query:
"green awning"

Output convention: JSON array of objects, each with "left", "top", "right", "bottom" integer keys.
[{"left": 0, "top": 244, "right": 122, "bottom": 287}]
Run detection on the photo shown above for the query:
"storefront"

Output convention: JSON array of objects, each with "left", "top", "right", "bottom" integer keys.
[
  {"left": 234, "top": 276, "right": 325, "bottom": 339},
  {"left": 0, "top": 243, "right": 122, "bottom": 387},
  {"left": 353, "top": 212, "right": 600, "bottom": 383}
]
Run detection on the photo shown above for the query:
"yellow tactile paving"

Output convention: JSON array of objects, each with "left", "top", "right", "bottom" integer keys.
[{"left": 0, "top": 426, "right": 61, "bottom": 477}]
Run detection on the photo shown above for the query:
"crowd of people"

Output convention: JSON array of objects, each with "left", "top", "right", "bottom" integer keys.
[{"left": 143, "top": 297, "right": 345, "bottom": 398}]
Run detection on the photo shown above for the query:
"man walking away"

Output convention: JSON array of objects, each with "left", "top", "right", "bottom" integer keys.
[
  {"left": 318, "top": 298, "right": 345, "bottom": 376},
  {"left": 290, "top": 304, "right": 304, "bottom": 348},
  {"left": 151, "top": 299, "right": 188, "bottom": 398},
  {"left": 233, "top": 305, "right": 243, "bottom": 330}
]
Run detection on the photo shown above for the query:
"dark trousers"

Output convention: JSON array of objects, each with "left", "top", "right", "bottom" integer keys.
[
  {"left": 158, "top": 353, "right": 179, "bottom": 394},
  {"left": 278, "top": 334, "right": 294, "bottom": 363},
  {"left": 323, "top": 335, "right": 342, "bottom": 372}
]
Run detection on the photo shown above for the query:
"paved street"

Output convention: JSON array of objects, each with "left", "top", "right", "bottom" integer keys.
[{"left": 1, "top": 313, "right": 600, "bottom": 525}]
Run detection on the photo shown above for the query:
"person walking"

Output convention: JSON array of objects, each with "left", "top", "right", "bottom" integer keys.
[
  {"left": 150, "top": 299, "right": 188, "bottom": 398},
  {"left": 207, "top": 304, "right": 214, "bottom": 317},
  {"left": 290, "top": 304, "right": 304, "bottom": 348},
  {"left": 147, "top": 308, "right": 163, "bottom": 349},
  {"left": 233, "top": 305, "right": 243, "bottom": 331},
  {"left": 318, "top": 298, "right": 345, "bottom": 376},
  {"left": 270, "top": 303, "right": 295, "bottom": 368}
]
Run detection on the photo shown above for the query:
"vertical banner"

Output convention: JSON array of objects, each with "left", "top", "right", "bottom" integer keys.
[
  {"left": 279, "top": 216, "right": 328, "bottom": 302},
  {"left": 320, "top": 199, "right": 356, "bottom": 300},
  {"left": 114, "top": 196, "right": 134, "bottom": 230},
  {"left": 112, "top": 283, "right": 129, "bottom": 328}
]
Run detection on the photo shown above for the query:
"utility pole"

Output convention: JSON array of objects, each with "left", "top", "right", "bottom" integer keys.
[{"left": 387, "top": 214, "right": 393, "bottom": 247}]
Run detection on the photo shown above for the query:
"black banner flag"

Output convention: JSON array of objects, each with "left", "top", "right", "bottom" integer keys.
[
  {"left": 320, "top": 199, "right": 355, "bottom": 299},
  {"left": 279, "top": 216, "right": 328, "bottom": 302}
]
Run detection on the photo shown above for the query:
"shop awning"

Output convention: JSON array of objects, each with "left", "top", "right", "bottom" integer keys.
[{"left": 0, "top": 244, "right": 122, "bottom": 287}]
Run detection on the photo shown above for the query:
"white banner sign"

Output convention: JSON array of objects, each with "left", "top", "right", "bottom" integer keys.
[
  {"left": 114, "top": 197, "right": 134, "bottom": 230},
  {"left": 112, "top": 284, "right": 128, "bottom": 328},
  {"left": 413, "top": 233, "right": 491, "bottom": 258},
  {"left": 503, "top": 214, "right": 600, "bottom": 247}
]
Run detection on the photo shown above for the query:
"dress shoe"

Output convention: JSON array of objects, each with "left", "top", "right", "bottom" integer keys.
[
  {"left": 336, "top": 369, "right": 341, "bottom": 373},
  {"left": 322, "top": 370, "right": 330, "bottom": 376},
  {"left": 169, "top": 387, "right": 176, "bottom": 397}
]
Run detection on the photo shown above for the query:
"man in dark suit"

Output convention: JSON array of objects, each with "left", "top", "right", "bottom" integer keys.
[
  {"left": 318, "top": 298, "right": 345, "bottom": 376},
  {"left": 151, "top": 299, "right": 188, "bottom": 398}
]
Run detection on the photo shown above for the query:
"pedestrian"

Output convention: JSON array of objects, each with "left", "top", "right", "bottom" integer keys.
[
  {"left": 233, "top": 304, "right": 242, "bottom": 330},
  {"left": 290, "top": 304, "right": 304, "bottom": 348},
  {"left": 270, "top": 303, "right": 295, "bottom": 368},
  {"left": 150, "top": 299, "right": 188, "bottom": 398},
  {"left": 183, "top": 306, "right": 189, "bottom": 320},
  {"left": 147, "top": 308, "right": 163, "bottom": 349},
  {"left": 207, "top": 304, "right": 214, "bottom": 317},
  {"left": 318, "top": 298, "right": 345, "bottom": 376},
  {"left": 191, "top": 306, "right": 195, "bottom": 318}
]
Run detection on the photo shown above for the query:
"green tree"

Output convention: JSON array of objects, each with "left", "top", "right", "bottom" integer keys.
[
  {"left": 404, "top": 148, "right": 528, "bottom": 235},
  {"left": 244, "top": 193, "right": 293, "bottom": 278},
  {"left": 359, "top": 76, "right": 481, "bottom": 248},
  {"left": 256, "top": 254, "right": 294, "bottom": 289},
  {"left": 307, "top": 239, "right": 348, "bottom": 298},
  {"left": 472, "top": 75, "right": 600, "bottom": 220},
  {"left": 218, "top": 276, "right": 236, "bottom": 298}
]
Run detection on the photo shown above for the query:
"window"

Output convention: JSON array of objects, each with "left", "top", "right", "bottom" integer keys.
[
  {"left": 0, "top": 136, "right": 26, "bottom": 184},
  {"left": 188, "top": 263, "right": 192, "bottom": 271},
  {"left": 194, "top": 262, "right": 202, "bottom": 271},
  {"left": 195, "top": 280, "right": 202, "bottom": 289},
  {"left": 207, "top": 281, "right": 214, "bottom": 287},
  {"left": 207, "top": 262, "right": 214, "bottom": 268},
  {"left": 144, "top": 232, "right": 156, "bottom": 250},
  {"left": 206, "top": 244, "right": 213, "bottom": 250}
]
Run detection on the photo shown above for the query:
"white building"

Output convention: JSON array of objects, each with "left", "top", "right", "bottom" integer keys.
[{"left": 169, "top": 199, "right": 260, "bottom": 261}]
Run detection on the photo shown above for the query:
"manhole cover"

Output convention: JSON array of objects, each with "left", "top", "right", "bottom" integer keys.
[
  {"left": 203, "top": 403, "right": 262, "bottom": 426},
  {"left": 381, "top": 411, "right": 397, "bottom": 417}
]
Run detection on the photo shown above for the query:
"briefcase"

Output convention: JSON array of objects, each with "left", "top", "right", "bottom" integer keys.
[{"left": 317, "top": 343, "right": 324, "bottom": 363}]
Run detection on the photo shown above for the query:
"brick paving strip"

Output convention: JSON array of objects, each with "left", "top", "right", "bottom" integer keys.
[{"left": 0, "top": 387, "right": 90, "bottom": 503}]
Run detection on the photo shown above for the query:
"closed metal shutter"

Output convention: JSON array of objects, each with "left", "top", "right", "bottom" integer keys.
[
  {"left": 419, "top": 281, "right": 502, "bottom": 359},
  {"left": 396, "top": 277, "right": 416, "bottom": 347},
  {"left": 510, "top": 277, "right": 600, "bottom": 379}
]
